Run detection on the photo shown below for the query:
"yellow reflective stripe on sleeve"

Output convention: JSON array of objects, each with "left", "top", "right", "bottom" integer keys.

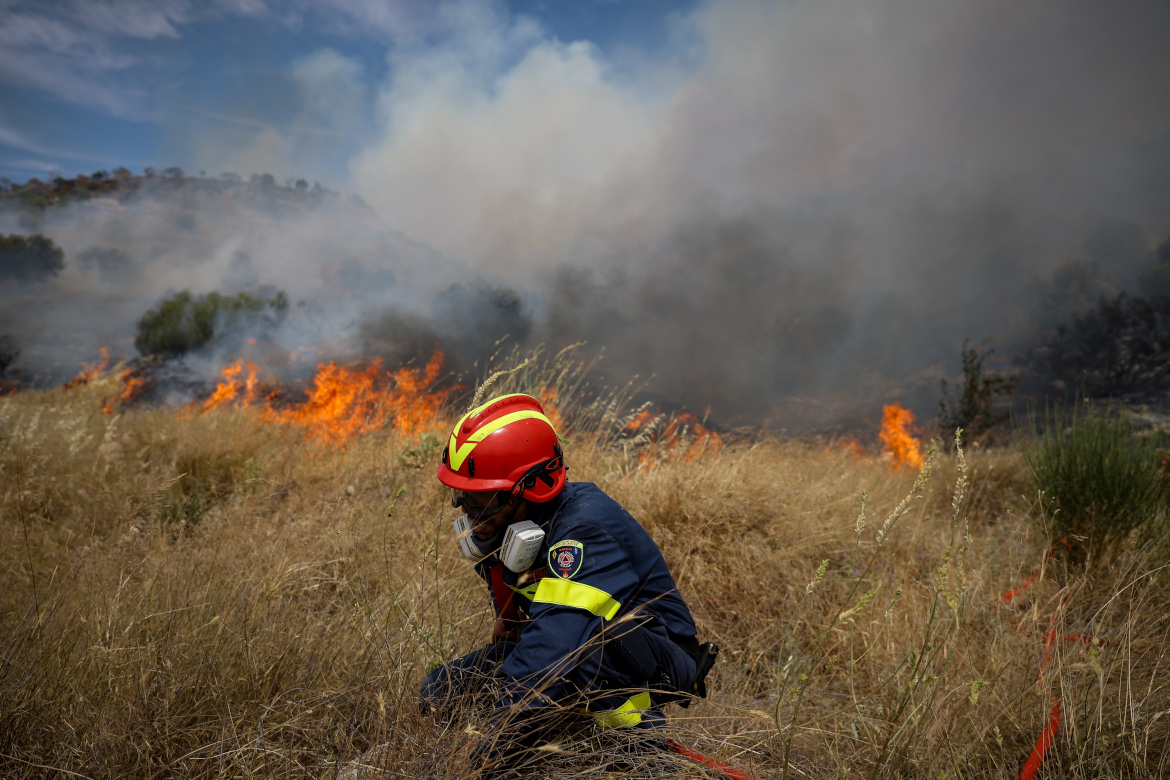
[
  {"left": 586, "top": 691, "right": 653, "bottom": 728},
  {"left": 507, "top": 582, "right": 540, "bottom": 601},
  {"left": 447, "top": 408, "right": 555, "bottom": 472},
  {"left": 532, "top": 578, "right": 621, "bottom": 620}
]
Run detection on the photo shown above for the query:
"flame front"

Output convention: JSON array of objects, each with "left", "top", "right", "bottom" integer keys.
[
  {"left": 63, "top": 348, "right": 111, "bottom": 389},
  {"left": 202, "top": 359, "right": 263, "bottom": 413},
  {"left": 878, "top": 402, "right": 924, "bottom": 470},
  {"left": 101, "top": 368, "right": 151, "bottom": 414},
  {"left": 197, "top": 351, "right": 454, "bottom": 444},
  {"left": 624, "top": 407, "right": 723, "bottom": 468}
]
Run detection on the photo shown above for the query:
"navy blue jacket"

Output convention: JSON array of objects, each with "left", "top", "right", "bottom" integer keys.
[{"left": 474, "top": 482, "right": 697, "bottom": 709}]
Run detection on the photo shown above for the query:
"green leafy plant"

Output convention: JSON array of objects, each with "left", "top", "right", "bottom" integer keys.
[
  {"left": 1022, "top": 398, "right": 1169, "bottom": 558},
  {"left": 135, "top": 288, "right": 288, "bottom": 358},
  {"left": 0, "top": 233, "right": 65, "bottom": 281}
]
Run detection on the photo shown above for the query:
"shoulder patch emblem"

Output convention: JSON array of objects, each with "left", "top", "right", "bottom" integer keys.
[{"left": 548, "top": 539, "right": 584, "bottom": 579}]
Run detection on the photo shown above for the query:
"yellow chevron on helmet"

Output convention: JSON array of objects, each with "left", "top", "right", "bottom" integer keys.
[{"left": 437, "top": 393, "right": 565, "bottom": 502}]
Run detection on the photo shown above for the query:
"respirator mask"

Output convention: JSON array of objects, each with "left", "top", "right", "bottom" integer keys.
[
  {"left": 450, "top": 490, "right": 545, "bottom": 572},
  {"left": 453, "top": 515, "right": 545, "bottom": 572}
]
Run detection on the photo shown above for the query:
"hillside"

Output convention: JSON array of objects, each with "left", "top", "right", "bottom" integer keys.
[{"left": 1, "top": 352, "right": 1167, "bottom": 779}]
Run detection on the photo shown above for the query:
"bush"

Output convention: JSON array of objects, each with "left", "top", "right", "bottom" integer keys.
[
  {"left": 0, "top": 233, "right": 65, "bottom": 281},
  {"left": 135, "top": 288, "right": 289, "bottom": 358},
  {"left": 938, "top": 339, "right": 1017, "bottom": 445},
  {"left": 1022, "top": 399, "right": 1169, "bottom": 558}
]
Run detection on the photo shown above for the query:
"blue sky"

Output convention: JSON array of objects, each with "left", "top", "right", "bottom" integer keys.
[{"left": 0, "top": 0, "right": 696, "bottom": 184}]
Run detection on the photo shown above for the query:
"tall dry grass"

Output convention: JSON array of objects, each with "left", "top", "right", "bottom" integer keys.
[{"left": 1, "top": 361, "right": 1168, "bottom": 778}]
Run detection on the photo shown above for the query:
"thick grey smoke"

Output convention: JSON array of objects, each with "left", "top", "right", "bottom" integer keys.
[
  {"left": 0, "top": 181, "right": 456, "bottom": 385},
  {"left": 348, "top": 0, "right": 1170, "bottom": 423},
  {"left": 4, "top": 0, "right": 1170, "bottom": 428}
]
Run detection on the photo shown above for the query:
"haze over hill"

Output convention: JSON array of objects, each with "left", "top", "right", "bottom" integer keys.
[{"left": 3, "top": 0, "right": 1170, "bottom": 429}]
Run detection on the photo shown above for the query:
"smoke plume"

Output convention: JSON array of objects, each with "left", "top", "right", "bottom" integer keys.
[{"left": 4, "top": 0, "right": 1170, "bottom": 428}]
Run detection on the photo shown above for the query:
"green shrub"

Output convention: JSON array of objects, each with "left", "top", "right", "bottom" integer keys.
[
  {"left": 0, "top": 233, "right": 65, "bottom": 281},
  {"left": 1022, "top": 399, "right": 1169, "bottom": 559},
  {"left": 135, "top": 288, "right": 288, "bottom": 358}
]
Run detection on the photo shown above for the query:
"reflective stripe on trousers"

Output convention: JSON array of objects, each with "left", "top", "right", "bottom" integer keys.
[{"left": 582, "top": 690, "right": 654, "bottom": 728}]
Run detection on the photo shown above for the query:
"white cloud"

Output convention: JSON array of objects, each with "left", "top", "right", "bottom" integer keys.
[
  {"left": 0, "top": 111, "right": 129, "bottom": 167},
  {"left": 4, "top": 158, "right": 61, "bottom": 173},
  {"left": 183, "top": 48, "right": 370, "bottom": 186},
  {"left": 68, "top": 0, "right": 190, "bottom": 39}
]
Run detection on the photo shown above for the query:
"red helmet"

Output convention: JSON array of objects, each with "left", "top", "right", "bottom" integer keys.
[{"left": 437, "top": 393, "right": 566, "bottom": 502}]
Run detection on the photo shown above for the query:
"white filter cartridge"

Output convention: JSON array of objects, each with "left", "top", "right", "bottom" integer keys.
[
  {"left": 453, "top": 514, "right": 487, "bottom": 562},
  {"left": 500, "top": 520, "right": 545, "bottom": 573}
]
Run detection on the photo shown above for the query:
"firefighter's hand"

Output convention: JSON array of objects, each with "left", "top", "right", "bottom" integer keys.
[{"left": 491, "top": 617, "right": 519, "bottom": 644}]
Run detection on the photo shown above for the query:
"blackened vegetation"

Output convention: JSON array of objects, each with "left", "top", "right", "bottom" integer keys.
[
  {"left": 544, "top": 219, "right": 854, "bottom": 421},
  {"left": 1024, "top": 293, "right": 1170, "bottom": 403},
  {"left": 1138, "top": 237, "right": 1170, "bottom": 298},
  {"left": 136, "top": 289, "right": 289, "bottom": 359},
  {"left": 0, "top": 335, "right": 19, "bottom": 378},
  {"left": 938, "top": 340, "right": 1018, "bottom": 444},
  {"left": 0, "top": 233, "right": 65, "bottom": 282},
  {"left": 359, "top": 282, "right": 532, "bottom": 376}
]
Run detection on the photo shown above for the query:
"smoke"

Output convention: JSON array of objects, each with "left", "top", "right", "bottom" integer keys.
[
  {"left": 346, "top": 0, "right": 1170, "bottom": 423},
  {"left": 4, "top": 0, "right": 1170, "bottom": 427},
  {"left": 0, "top": 181, "right": 455, "bottom": 384}
]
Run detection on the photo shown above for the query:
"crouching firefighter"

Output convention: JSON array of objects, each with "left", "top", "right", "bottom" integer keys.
[{"left": 420, "top": 393, "right": 718, "bottom": 769}]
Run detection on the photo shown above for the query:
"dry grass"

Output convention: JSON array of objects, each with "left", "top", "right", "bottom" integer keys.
[{"left": 2, "top": 366, "right": 1168, "bottom": 779}]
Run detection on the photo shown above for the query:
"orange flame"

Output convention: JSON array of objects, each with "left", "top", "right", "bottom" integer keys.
[
  {"left": 624, "top": 407, "right": 723, "bottom": 469},
  {"left": 197, "top": 351, "right": 455, "bottom": 445},
  {"left": 878, "top": 403, "right": 924, "bottom": 470},
  {"left": 63, "top": 348, "right": 111, "bottom": 389},
  {"left": 201, "top": 359, "right": 263, "bottom": 412},
  {"left": 835, "top": 437, "right": 869, "bottom": 460},
  {"left": 539, "top": 386, "right": 566, "bottom": 433},
  {"left": 101, "top": 368, "right": 151, "bottom": 414},
  {"left": 625, "top": 409, "right": 656, "bottom": 433}
]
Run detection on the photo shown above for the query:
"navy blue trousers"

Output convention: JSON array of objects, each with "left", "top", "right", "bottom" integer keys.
[{"left": 420, "top": 624, "right": 696, "bottom": 729}]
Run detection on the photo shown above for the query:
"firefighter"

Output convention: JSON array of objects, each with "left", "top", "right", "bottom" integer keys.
[{"left": 422, "top": 392, "right": 708, "bottom": 761}]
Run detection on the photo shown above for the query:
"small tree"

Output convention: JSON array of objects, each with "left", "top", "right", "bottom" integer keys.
[
  {"left": 938, "top": 339, "right": 1018, "bottom": 444},
  {"left": 0, "top": 233, "right": 66, "bottom": 281},
  {"left": 135, "top": 289, "right": 289, "bottom": 359}
]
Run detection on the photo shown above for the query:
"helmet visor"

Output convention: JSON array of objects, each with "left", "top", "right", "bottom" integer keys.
[{"left": 450, "top": 489, "right": 509, "bottom": 520}]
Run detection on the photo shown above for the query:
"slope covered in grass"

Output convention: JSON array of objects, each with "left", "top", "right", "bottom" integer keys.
[{"left": 1, "top": 368, "right": 1167, "bottom": 779}]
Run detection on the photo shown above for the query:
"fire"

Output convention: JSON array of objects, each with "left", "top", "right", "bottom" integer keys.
[
  {"left": 201, "top": 359, "right": 263, "bottom": 412},
  {"left": 63, "top": 348, "right": 111, "bottom": 389},
  {"left": 624, "top": 409, "right": 656, "bottom": 433},
  {"left": 197, "top": 351, "right": 455, "bottom": 445},
  {"left": 623, "top": 407, "right": 723, "bottom": 468},
  {"left": 836, "top": 437, "right": 869, "bottom": 460},
  {"left": 539, "top": 386, "right": 566, "bottom": 433},
  {"left": 101, "top": 368, "right": 151, "bottom": 414},
  {"left": 878, "top": 402, "right": 924, "bottom": 470}
]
